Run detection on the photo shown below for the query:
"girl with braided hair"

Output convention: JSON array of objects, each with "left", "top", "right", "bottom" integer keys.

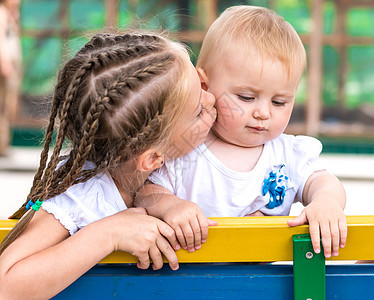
[{"left": 0, "top": 32, "right": 217, "bottom": 299}]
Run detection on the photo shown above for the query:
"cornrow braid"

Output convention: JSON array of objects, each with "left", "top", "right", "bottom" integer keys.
[
  {"left": 30, "top": 61, "right": 95, "bottom": 203},
  {"left": 46, "top": 94, "right": 111, "bottom": 199},
  {"left": 20, "top": 98, "right": 60, "bottom": 214},
  {"left": 10, "top": 58, "right": 95, "bottom": 218},
  {"left": 8, "top": 66, "right": 93, "bottom": 219},
  {"left": 35, "top": 46, "right": 171, "bottom": 204},
  {"left": 1, "top": 32, "right": 190, "bottom": 256},
  {"left": 77, "top": 33, "right": 163, "bottom": 55}
]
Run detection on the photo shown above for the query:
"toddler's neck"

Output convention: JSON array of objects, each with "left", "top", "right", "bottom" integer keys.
[{"left": 205, "top": 130, "right": 264, "bottom": 172}]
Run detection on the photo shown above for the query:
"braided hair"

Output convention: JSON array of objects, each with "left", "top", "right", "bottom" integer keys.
[{"left": 0, "top": 32, "right": 190, "bottom": 254}]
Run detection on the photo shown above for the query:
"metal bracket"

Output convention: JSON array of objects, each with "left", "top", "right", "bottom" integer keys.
[{"left": 293, "top": 234, "right": 325, "bottom": 300}]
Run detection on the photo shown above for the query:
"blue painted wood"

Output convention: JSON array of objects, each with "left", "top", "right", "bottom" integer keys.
[
  {"left": 53, "top": 263, "right": 374, "bottom": 300},
  {"left": 326, "top": 265, "right": 374, "bottom": 299},
  {"left": 54, "top": 263, "right": 293, "bottom": 300}
]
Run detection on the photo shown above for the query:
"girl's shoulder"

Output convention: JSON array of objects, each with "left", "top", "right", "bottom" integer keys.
[
  {"left": 43, "top": 171, "right": 125, "bottom": 235},
  {"left": 67, "top": 171, "right": 112, "bottom": 197},
  {"left": 55, "top": 161, "right": 117, "bottom": 200},
  {"left": 63, "top": 171, "right": 124, "bottom": 210}
]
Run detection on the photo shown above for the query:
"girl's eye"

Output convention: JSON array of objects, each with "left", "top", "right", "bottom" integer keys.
[
  {"left": 238, "top": 95, "right": 255, "bottom": 102},
  {"left": 272, "top": 100, "right": 286, "bottom": 107}
]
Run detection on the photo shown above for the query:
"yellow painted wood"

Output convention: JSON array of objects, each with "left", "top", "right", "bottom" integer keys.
[
  {"left": 0, "top": 219, "right": 17, "bottom": 243},
  {"left": 1, "top": 216, "right": 374, "bottom": 263}
]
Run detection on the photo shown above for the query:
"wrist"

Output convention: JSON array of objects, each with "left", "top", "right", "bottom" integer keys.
[
  {"left": 144, "top": 194, "right": 178, "bottom": 220},
  {"left": 86, "top": 216, "right": 117, "bottom": 254}
]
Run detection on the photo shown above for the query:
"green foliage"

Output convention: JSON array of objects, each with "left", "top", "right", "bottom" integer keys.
[
  {"left": 274, "top": 0, "right": 310, "bottom": 34},
  {"left": 118, "top": 0, "right": 180, "bottom": 30},
  {"left": 323, "top": 1, "right": 335, "bottom": 35},
  {"left": 21, "top": 0, "right": 61, "bottom": 29},
  {"left": 348, "top": 8, "right": 374, "bottom": 36},
  {"left": 67, "top": 36, "right": 91, "bottom": 58},
  {"left": 69, "top": 0, "right": 105, "bottom": 29},
  {"left": 322, "top": 46, "right": 338, "bottom": 107},
  {"left": 347, "top": 46, "right": 374, "bottom": 108},
  {"left": 19, "top": 0, "right": 374, "bottom": 110},
  {"left": 21, "top": 37, "right": 62, "bottom": 95},
  {"left": 218, "top": 1, "right": 269, "bottom": 13}
]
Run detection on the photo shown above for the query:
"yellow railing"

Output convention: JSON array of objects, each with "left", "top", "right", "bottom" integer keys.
[{"left": 2, "top": 215, "right": 374, "bottom": 263}]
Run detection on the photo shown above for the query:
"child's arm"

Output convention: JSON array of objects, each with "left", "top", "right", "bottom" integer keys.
[
  {"left": 135, "top": 182, "right": 217, "bottom": 252},
  {"left": 287, "top": 170, "right": 347, "bottom": 258},
  {"left": 0, "top": 207, "right": 179, "bottom": 299}
]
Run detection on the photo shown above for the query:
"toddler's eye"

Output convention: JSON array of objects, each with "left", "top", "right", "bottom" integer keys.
[
  {"left": 238, "top": 95, "right": 255, "bottom": 102},
  {"left": 272, "top": 100, "right": 286, "bottom": 107}
]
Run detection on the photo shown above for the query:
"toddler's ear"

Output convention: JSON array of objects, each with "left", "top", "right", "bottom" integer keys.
[
  {"left": 137, "top": 149, "right": 164, "bottom": 172},
  {"left": 197, "top": 68, "right": 209, "bottom": 91}
]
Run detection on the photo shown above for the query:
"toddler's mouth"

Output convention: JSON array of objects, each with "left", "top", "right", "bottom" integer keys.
[{"left": 249, "top": 126, "right": 266, "bottom": 132}]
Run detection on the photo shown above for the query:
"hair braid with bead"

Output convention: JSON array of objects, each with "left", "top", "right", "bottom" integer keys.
[{"left": 0, "top": 32, "right": 191, "bottom": 254}]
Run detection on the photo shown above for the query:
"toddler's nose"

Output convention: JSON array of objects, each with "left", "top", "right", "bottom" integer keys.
[{"left": 253, "top": 102, "right": 270, "bottom": 120}]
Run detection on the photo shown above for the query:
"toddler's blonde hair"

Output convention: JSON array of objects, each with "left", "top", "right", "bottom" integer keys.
[{"left": 197, "top": 5, "right": 306, "bottom": 78}]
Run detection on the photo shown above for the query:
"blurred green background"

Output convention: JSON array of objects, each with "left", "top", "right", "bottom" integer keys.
[
  {"left": 12, "top": 0, "right": 374, "bottom": 152},
  {"left": 19, "top": 0, "right": 374, "bottom": 106}
]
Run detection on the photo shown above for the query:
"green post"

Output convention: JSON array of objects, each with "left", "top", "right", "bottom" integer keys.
[{"left": 293, "top": 234, "right": 325, "bottom": 300}]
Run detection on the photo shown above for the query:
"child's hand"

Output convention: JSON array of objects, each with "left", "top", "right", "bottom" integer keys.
[
  {"left": 162, "top": 198, "right": 217, "bottom": 252},
  {"left": 110, "top": 207, "right": 180, "bottom": 271},
  {"left": 244, "top": 210, "right": 265, "bottom": 217},
  {"left": 287, "top": 198, "right": 347, "bottom": 258}
]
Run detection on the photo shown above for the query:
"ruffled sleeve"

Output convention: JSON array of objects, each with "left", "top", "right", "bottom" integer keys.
[{"left": 42, "top": 172, "right": 126, "bottom": 235}]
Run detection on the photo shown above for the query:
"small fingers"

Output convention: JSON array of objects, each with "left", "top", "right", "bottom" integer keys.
[
  {"left": 157, "top": 237, "right": 179, "bottom": 271},
  {"left": 136, "top": 252, "right": 151, "bottom": 270},
  {"left": 339, "top": 217, "right": 347, "bottom": 249},
  {"left": 207, "top": 218, "right": 218, "bottom": 227},
  {"left": 174, "top": 226, "right": 187, "bottom": 250},
  {"left": 149, "top": 245, "right": 163, "bottom": 271},
  {"left": 181, "top": 223, "right": 195, "bottom": 252},
  {"left": 330, "top": 215, "right": 348, "bottom": 257},
  {"left": 156, "top": 220, "right": 180, "bottom": 251},
  {"left": 190, "top": 217, "right": 202, "bottom": 250},
  {"left": 308, "top": 220, "right": 321, "bottom": 255},
  {"left": 319, "top": 221, "right": 332, "bottom": 258},
  {"left": 245, "top": 210, "right": 265, "bottom": 217},
  {"left": 330, "top": 222, "right": 340, "bottom": 257},
  {"left": 199, "top": 216, "right": 211, "bottom": 244},
  {"left": 287, "top": 210, "right": 307, "bottom": 227}
]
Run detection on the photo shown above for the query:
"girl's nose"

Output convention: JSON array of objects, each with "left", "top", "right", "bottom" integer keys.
[{"left": 203, "top": 90, "right": 216, "bottom": 112}]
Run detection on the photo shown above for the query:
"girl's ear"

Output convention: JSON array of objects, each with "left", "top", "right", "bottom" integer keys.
[
  {"left": 197, "top": 67, "right": 209, "bottom": 91},
  {"left": 137, "top": 149, "right": 164, "bottom": 172}
]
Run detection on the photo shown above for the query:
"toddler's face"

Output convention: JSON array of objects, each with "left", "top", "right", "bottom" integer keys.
[{"left": 203, "top": 50, "right": 302, "bottom": 148}]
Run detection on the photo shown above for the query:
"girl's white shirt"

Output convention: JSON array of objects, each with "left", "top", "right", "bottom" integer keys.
[
  {"left": 149, "top": 134, "right": 323, "bottom": 217},
  {"left": 43, "top": 169, "right": 126, "bottom": 235}
]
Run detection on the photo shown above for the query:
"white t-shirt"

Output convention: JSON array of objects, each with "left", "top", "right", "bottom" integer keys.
[
  {"left": 149, "top": 134, "right": 323, "bottom": 217},
  {"left": 42, "top": 172, "right": 127, "bottom": 235}
]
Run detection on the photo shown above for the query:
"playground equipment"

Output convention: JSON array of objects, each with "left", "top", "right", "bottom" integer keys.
[{"left": 2, "top": 216, "right": 374, "bottom": 299}]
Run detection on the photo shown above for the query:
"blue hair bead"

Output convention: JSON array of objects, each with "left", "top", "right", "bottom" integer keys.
[{"left": 25, "top": 199, "right": 34, "bottom": 211}]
